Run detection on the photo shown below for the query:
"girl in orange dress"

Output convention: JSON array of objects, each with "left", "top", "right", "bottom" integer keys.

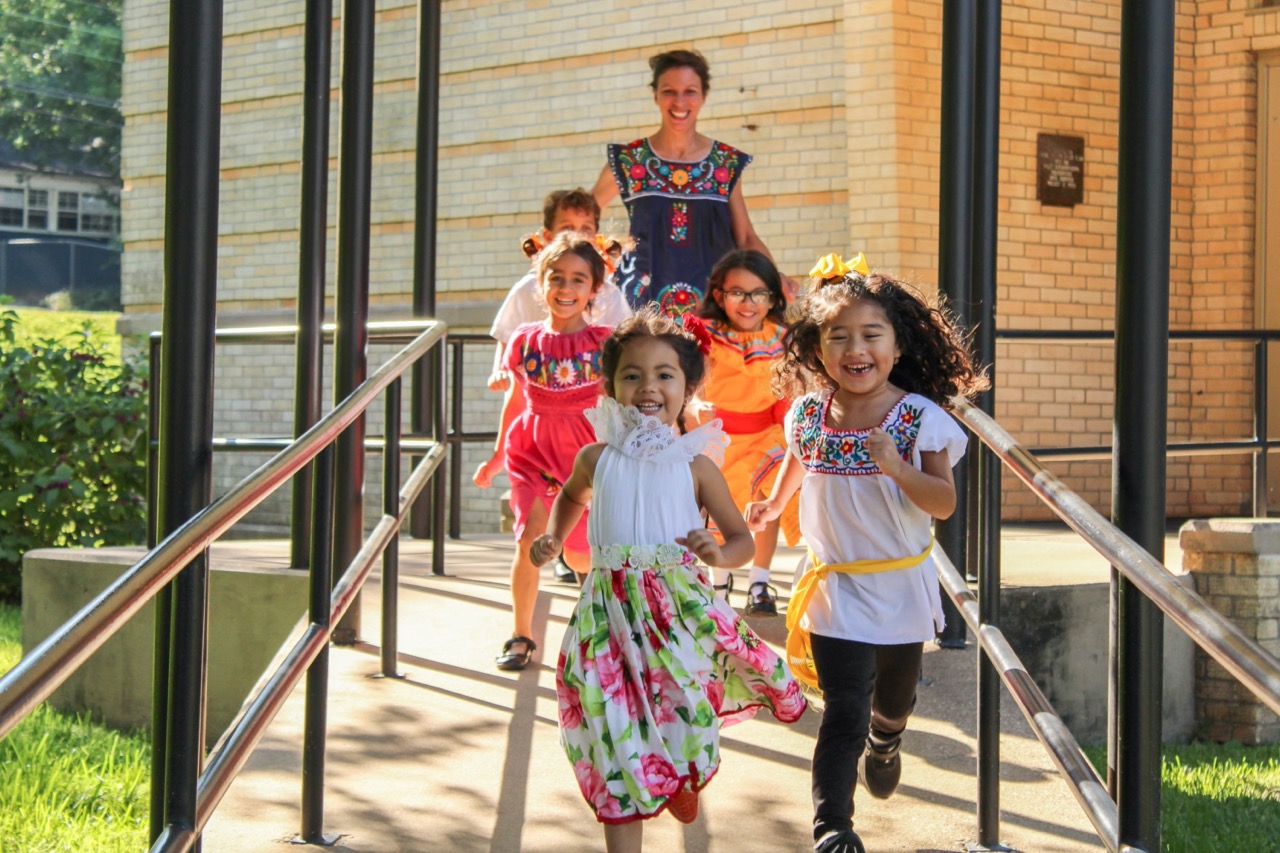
[{"left": 694, "top": 250, "right": 801, "bottom": 615}]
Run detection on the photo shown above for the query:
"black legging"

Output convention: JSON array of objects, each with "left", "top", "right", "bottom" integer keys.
[{"left": 810, "top": 634, "right": 923, "bottom": 839}]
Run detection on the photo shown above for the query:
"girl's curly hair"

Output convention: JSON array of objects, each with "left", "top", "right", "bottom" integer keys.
[
  {"left": 601, "top": 306, "right": 709, "bottom": 433},
  {"left": 775, "top": 271, "right": 988, "bottom": 408}
]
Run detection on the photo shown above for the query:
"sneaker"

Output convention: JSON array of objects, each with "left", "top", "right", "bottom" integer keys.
[
  {"left": 667, "top": 787, "right": 699, "bottom": 824},
  {"left": 744, "top": 581, "right": 778, "bottom": 616},
  {"left": 814, "top": 828, "right": 866, "bottom": 853},
  {"left": 553, "top": 555, "right": 577, "bottom": 584},
  {"left": 859, "top": 734, "right": 902, "bottom": 799}
]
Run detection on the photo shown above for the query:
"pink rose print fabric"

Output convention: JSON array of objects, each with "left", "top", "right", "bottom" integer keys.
[{"left": 556, "top": 544, "right": 806, "bottom": 824}]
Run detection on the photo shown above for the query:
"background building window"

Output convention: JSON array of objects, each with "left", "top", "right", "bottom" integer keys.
[
  {"left": 80, "top": 194, "right": 117, "bottom": 234},
  {"left": 57, "top": 192, "right": 79, "bottom": 232},
  {"left": 26, "top": 189, "right": 48, "bottom": 230},
  {"left": 0, "top": 188, "right": 23, "bottom": 227}
]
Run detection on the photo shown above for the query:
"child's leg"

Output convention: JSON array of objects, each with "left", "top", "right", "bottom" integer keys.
[
  {"left": 745, "top": 487, "right": 781, "bottom": 614},
  {"left": 869, "top": 642, "right": 923, "bottom": 738},
  {"left": 499, "top": 499, "right": 549, "bottom": 668},
  {"left": 603, "top": 820, "right": 642, "bottom": 853},
  {"left": 858, "top": 642, "right": 923, "bottom": 799},
  {"left": 809, "top": 633, "right": 876, "bottom": 841},
  {"left": 562, "top": 546, "right": 591, "bottom": 583}
]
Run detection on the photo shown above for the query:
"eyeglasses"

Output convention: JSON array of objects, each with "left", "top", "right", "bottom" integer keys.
[{"left": 721, "top": 289, "right": 774, "bottom": 305}]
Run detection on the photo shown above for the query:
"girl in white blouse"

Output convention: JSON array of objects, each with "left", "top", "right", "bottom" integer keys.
[{"left": 747, "top": 254, "right": 987, "bottom": 853}]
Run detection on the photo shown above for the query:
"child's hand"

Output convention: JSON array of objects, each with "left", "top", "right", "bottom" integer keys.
[
  {"left": 675, "top": 529, "right": 725, "bottom": 567},
  {"left": 473, "top": 456, "right": 500, "bottom": 489},
  {"left": 529, "top": 534, "right": 562, "bottom": 567},
  {"left": 744, "top": 499, "right": 779, "bottom": 532},
  {"left": 866, "top": 427, "right": 905, "bottom": 476},
  {"left": 486, "top": 369, "right": 511, "bottom": 392}
]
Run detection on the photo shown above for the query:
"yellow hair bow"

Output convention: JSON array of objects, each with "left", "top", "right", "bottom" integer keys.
[{"left": 808, "top": 251, "right": 870, "bottom": 280}]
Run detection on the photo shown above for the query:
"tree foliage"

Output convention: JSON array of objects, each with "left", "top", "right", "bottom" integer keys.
[
  {"left": 0, "top": 309, "right": 147, "bottom": 603},
  {"left": 0, "top": 0, "right": 123, "bottom": 177}
]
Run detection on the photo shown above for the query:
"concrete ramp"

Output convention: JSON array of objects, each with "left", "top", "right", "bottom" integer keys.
[{"left": 201, "top": 537, "right": 1104, "bottom": 852}]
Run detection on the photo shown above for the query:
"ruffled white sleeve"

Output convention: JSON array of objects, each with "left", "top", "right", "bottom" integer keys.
[
  {"left": 915, "top": 398, "right": 969, "bottom": 466},
  {"left": 679, "top": 419, "right": 729, "bottom": 466}
]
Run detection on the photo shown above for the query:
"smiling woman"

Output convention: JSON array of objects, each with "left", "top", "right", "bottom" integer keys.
[{"left": 592, "top": 49, "right": 786, "bottom": 317}]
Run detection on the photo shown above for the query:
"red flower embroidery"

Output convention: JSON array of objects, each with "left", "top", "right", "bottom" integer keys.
[
  {"left": 630, "top": 163, "right": 647, "bottom": 179},
  {"left": 714, "top": 166, "right": 730, "bottom": 183}
]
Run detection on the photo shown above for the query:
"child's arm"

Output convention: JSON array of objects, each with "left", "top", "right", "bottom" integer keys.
[
  {"left": 866, "top": 427, "right": 957, "bottom": 519},
  {"left": 744, "top": 449, "right": 804, "bottom": 531},
  {"left": 487, "top": 342, "right": 510, "bottom": 391},
  {"left": 529, "top": 443, "right": 603, "bottom": 566},
  {"left": 472, "top": 384, "right": 526, "bottom": 488},
  {"left": 678, "top": 456, "right": 754, "bottom": 568}
]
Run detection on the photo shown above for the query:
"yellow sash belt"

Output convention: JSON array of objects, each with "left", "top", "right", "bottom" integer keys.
[{"left": 785, "top": 537, "right": 935, "bottom": 690}]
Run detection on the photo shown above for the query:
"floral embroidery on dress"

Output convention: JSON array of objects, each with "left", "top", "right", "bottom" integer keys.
[
  {"left": 670, "top": 201, "right": 689, "bottom": 244},
  {"left": 515, "top": 339, "right": 602, "bottom": 390},
  {"left": 610, "top": 139, "right": 747, "bottom": 201},
  {"left": 792, "top": 392, "right": 924, "bottom": 476}
]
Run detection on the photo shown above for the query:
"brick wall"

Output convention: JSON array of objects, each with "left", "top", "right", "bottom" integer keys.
[{"left": 120, "top": 1, "right": 1277, "bottom": 533}]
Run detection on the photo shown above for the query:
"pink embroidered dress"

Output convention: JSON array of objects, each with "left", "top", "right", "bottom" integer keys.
[
  {"left": 556, "top": 397, "right": 807, "bottom": 824},
  {"left": 504, "top": 321, "right": 609, "bottom": 553}
]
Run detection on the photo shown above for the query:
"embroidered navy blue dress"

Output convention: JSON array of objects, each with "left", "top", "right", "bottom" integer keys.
[{"left": 606, "top": 138, "right": 751, "bottom": 316}]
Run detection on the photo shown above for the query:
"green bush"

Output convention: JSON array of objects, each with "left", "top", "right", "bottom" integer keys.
[{"left": 0, "top": 309, "right": 147, "bottom": 603}]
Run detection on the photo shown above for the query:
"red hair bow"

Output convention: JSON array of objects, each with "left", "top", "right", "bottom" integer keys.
[{"left": 682, "top": 313, "right": 713, "bottom": 356}]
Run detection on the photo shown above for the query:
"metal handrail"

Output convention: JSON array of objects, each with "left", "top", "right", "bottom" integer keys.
[
  {"left": 181, "top": 442, "right": 444, "bottom": 845},
  {"left": 934, "top": 549, "right": 1120, "bottom": 851},
  {"left": 0, "top": 321, "right": 447, "bottom": 740},
  {"left": 952, "top": 397, "right": 1280, "bottom": 716}
]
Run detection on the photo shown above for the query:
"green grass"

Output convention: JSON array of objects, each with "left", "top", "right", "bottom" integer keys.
[
  {"left": 9, "top": 307, "right": 125, "bottom": 364},
  {"left": 0, "top": 604, "right": 150, "bottom": 853},
  {"left": 1085, "top": 742, "right": 1280, "bottom": 852}
]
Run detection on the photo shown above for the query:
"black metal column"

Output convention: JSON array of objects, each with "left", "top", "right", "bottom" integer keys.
[
  {"left": 381, "top": 379, "right": 402, "bottom": 676},
  {"left": 150, "top": 0, "right": 224, "bottom": 845},
  {"left": 331, "top": 0, "right": 376, "bottom": 644},
  {"left": 934, "top": 0, "right": 976, "bottom": 655},
  {"left": 299, "top": 445, "right": 337, "bottom": 845},
  {"left": 410, "top": 0, "right": 442, "bottom": 551},
  {"left": 972, "top": 2, "right": 1004, "bottom": 849},
  {"left": 1111, "top": 2, "right": 1173, "bottom": 849},
  {"left": 290, "top": 0, "right": 335, "bottom": 570}
]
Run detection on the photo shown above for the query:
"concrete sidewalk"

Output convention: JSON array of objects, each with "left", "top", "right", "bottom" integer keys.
[{"left": 198, "top": 528, "right": 1173, "bottom": 852}]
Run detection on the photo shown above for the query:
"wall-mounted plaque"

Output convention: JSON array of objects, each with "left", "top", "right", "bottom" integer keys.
[{"left": 1037, "top": 133, "right": 1085, "bottom": 207}]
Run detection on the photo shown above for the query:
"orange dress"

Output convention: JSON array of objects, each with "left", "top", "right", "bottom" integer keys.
[{"left": 702, "top": 318, "right": 801, "bottom": 546}]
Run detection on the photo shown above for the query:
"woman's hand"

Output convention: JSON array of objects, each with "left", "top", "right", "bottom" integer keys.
[
  {"left": 744, "top": 499, "right": 781, "bottom": 532},
  {"left": 529, "top": 534, "right": 563, "bottom": 568},
  {"left": 486, "top": 369, "right": 511, "bottom": 392},
  {"left": 865, "top": 427, "right": 905, "bottom": 477},
  {"left": 473, "top": 455, "right": 501, "bottom": 489},
  {"left": 675, "top": 528, "right": 725, "bottom": 567}
]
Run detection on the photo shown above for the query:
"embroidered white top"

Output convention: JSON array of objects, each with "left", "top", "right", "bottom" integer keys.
[
  {"left": 785, "top": 390, "right": 968, "bottom": 644},
  {"left": 584, "top": 397, "right": 728, "bottom": 559}
]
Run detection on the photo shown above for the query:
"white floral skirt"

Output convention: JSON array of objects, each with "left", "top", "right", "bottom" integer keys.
[{"left": 556, "top": 545, "right": 807, "bottom": 823}]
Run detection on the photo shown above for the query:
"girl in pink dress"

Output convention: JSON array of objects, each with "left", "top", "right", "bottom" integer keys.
[{"left": 480, "top": 232, "right": 611, "bottom": 671}]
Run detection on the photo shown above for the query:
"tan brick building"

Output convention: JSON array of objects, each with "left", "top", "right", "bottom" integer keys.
[{"left": 118, "top": 1, "right": 1280, "bottom": 531}]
